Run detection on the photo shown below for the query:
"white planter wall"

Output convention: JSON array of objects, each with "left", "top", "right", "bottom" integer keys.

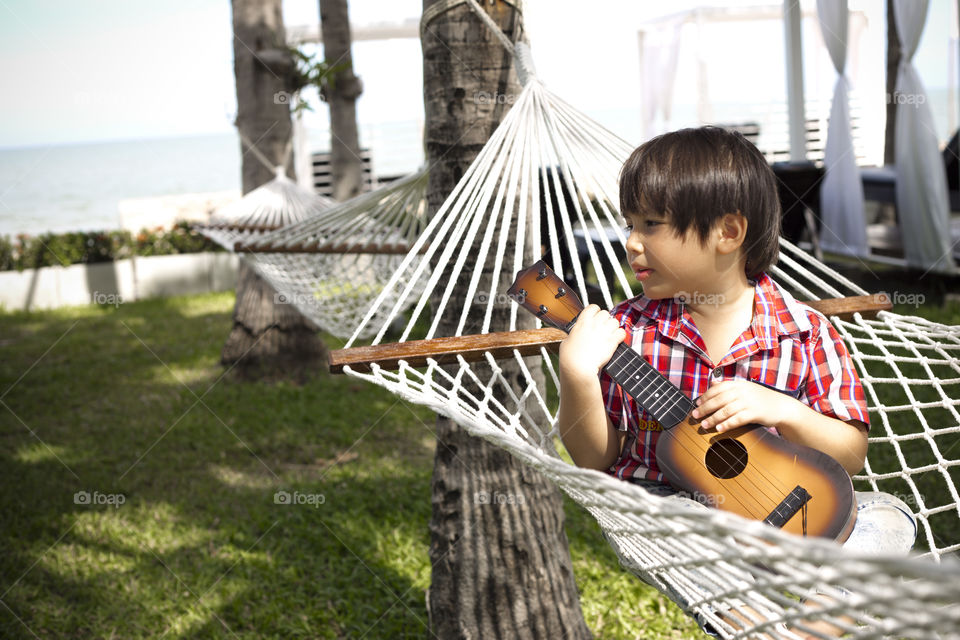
[{"left": 0, "top": 252, "right": 240, "bottom": 311}]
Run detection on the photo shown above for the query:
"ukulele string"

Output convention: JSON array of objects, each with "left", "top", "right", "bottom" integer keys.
[
  {"left": 607, "top": 334, "right": 808, "bottom": 525},
  {"left": 657, "top": 394, "right": 801, "bottom": 519},
  {"left": 665, "top": 427, "right": 774, "bottom": 519},
  {"left": 616, "top": 360, "right": 793, "bottom": 519},
  {"left": 671, "top": 419, "right": 800, "bottom": 510},
  {"left": 670, "top": 424, "right": 824, "bottom": 534},
  {"left": 653, "top": 376, "right": 800, "bottom": 504},
  {"left": 674, "top": 418, "right": 795, "bottom": 501}
]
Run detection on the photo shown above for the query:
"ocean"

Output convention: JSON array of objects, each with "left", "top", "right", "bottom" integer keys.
[
  {"left": 0, "top": 122, "right": 427, "bottom": 237},
  {"left": 0, "top": 134, "right": 243, "bottom": 237},
  {"left": 0, "top": 93, "right": 953, "bottom": 238}
]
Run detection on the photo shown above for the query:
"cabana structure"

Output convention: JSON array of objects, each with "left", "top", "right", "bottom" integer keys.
[{"left": 637, "top": 1, "right": 958, "bottom": 273}]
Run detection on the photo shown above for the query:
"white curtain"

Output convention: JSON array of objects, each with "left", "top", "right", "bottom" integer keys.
[
  {"left": 640, "top": 19, "right": 683, "bottom": 140},
  {"left": 292, "top": 104, "right": 313, "bottom": 191},
  {"left": 892, "top": 0, "right": 956, "bottom": 273},
  {"left": 816, "top": 0, "right": 869, "bottom": 257}
]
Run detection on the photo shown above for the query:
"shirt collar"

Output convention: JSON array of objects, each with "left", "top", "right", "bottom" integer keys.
[
  {"left": 628, "top": 272, "right": 812, "bottom": 347},
  {"left": 751, "top": 272, "right": 813, "bottom": 348},
  {"left": 630, "top": 291, "right": 684, "bottom": 340}
]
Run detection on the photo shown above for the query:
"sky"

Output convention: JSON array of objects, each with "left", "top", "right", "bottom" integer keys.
[{"left": 0, "top": 0, "right": 956, "bottom": 149}]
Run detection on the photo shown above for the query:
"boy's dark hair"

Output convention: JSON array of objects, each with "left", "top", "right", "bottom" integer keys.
[{"left": 619, "top": 126, "right": 781, "bottom": 276}]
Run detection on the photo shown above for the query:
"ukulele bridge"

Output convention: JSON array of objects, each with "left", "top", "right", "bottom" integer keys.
[{"left": 763, "top": 486, "right": 812, "bottom": 533}]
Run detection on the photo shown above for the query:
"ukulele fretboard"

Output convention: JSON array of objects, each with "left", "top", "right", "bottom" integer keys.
[{"left": 603, "top": 343, "right": 695, "bottom": 429}]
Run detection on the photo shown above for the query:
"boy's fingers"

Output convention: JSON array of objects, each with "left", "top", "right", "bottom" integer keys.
[
  {"left": 694, "top": 388, "right": 742, "bottom": 424},
  {"left": 715, "top": 408, "right": 751, "bottom": 432},
  {"left": 702, "top": 404, "right": 736, "bottom": 431},
  {"left": 692, "top": 395, "right": 719, "bottom": 420},
  {"left": 581, "top": 304, "right": 604, "bottom": 320},
  {"left": 695, "top": 381, "right": 731, "bottom": 407}
]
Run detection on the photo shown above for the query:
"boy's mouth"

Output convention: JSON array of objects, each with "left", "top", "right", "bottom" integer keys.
[{"left": 634, "top": 268, "right": 653, "bottom": 281}]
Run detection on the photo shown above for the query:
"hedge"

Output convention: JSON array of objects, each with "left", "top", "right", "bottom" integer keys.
[{"left": 0, "top": 222, "right": 222, "bottom": 272}]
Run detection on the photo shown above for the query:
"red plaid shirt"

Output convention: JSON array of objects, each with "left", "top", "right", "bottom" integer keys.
[{"left": 600, "top": 272, "right": 869, "bottom": 484}]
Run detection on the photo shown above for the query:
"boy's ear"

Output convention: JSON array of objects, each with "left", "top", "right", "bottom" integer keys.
[{"left": 716, "top": 212, "right": 748, "bottom": 255}]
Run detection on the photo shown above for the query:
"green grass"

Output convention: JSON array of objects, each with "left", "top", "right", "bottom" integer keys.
[{"left": 0, "top": 292, "right": 700, "bottom": 639}]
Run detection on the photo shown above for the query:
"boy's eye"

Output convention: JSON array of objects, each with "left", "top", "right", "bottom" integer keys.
[{"left": 623, "top": 219, "right": 662, "bottom": 233}]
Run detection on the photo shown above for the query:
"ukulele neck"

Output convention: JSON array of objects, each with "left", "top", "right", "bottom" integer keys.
[{"left": 603, "top": 342, "right": 694, "bottom": 430}]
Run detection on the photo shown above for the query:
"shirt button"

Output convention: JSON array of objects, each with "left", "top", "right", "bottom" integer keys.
[{"left": 712, "top": 367, "right": 724, "bottom": 379}]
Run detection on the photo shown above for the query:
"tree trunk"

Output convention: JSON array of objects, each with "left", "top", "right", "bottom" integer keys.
[
  {"left": 884, "top": 0, "right": 901, "bottom": 166},
  {"left": 227, "top": 0, "right": 327, "bottom": 377},
  {"left": 222, "top": 261, "right": 328, "bottom": 378},
  {"left": 319, "top": 0, "right": 365, "bottom": 201},
  {"left": 231, "top": 0, "right": 295, "bottom": 193},
  {"left": 422, "top": 1, "right": 591, "bottom": 638}
]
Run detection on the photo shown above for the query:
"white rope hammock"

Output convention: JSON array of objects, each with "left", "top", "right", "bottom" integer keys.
[
  {"left": 237, "top": 168, "right": 430, "bottom": 339},
  {"left": 334, "top": 39, "right": 960, "bottom": 639},
  {"left": 197, "top": 165, "right": 335, "bottom": 251}
]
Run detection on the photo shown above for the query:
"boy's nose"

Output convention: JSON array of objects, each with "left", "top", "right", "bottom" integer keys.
[{"left": 625, "top": 232, "right": 643, "bottom": 255}]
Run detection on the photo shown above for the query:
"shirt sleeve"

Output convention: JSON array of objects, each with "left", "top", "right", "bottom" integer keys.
[{"left": 803, "top": 316, "right": 870, "bottom": 429}]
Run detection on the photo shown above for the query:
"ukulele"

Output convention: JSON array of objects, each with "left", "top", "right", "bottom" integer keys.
[{"left": 507, "top": 261, "right": 857, "bottom": 541}]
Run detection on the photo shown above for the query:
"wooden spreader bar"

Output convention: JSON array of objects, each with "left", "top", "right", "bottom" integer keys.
[
  {"left": 234, "top": 241, "right": 421, "bottom": 255},
  {"left": 330, "top": 328, "right": 567, "bottom": 373},
  {"left": 329, "top": 294, "right": 892, "bottom": 374},
  {"left": 201, "top": 223, "right": 282, "bottom": 233}
]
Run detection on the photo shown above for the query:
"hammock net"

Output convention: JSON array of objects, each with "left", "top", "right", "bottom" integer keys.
[
  {"left": 196, "top": 166, "right": 334, "bottom": 251},
  {"left": 329, "top": 39, "right": 960, "bottom": 639},
  {"left": 237, "top": 168, "right": 430, "bottom": 339}
]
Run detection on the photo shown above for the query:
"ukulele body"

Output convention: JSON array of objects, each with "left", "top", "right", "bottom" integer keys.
[{"left": 655, "top": 414, "right": 857, "bottom": 541}]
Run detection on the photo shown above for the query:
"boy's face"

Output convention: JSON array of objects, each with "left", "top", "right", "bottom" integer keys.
[{"left": 622, "top": 210, "right": 733, "bottom": 300}]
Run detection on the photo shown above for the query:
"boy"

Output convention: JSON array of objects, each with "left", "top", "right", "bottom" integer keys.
[{"left": 556, "top": 126, "right": 916, "bottom": 636}]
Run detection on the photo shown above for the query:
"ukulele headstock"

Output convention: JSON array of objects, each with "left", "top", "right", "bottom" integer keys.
[{"left": 506, "top": 261, "right": 585, "bottom": 333}]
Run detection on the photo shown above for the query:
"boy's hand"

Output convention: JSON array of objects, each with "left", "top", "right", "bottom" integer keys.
[
  {"left": 692, "top": 378, "right": 796, "bottom": 433},
  {"left": 558, "top": 305, "right": 626, "bottom": 381}
]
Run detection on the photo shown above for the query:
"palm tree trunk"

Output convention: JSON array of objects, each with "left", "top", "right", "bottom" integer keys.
[
  {"left": 422, "top": 1, "right": 591, "bottom": 637},
  {"left": 226, "top": 0, "right": 327, "bottom": 377},
  {"left": 231, "top": 0, "right": 294, "bottom": 192},
  {"left": 319, "top": 0, "right": 365, "bottom": 201}
]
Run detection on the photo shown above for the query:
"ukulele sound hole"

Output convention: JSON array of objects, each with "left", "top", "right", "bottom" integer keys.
[{"left": 704, "top": 439, "right": 748, "bottom": 479}]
